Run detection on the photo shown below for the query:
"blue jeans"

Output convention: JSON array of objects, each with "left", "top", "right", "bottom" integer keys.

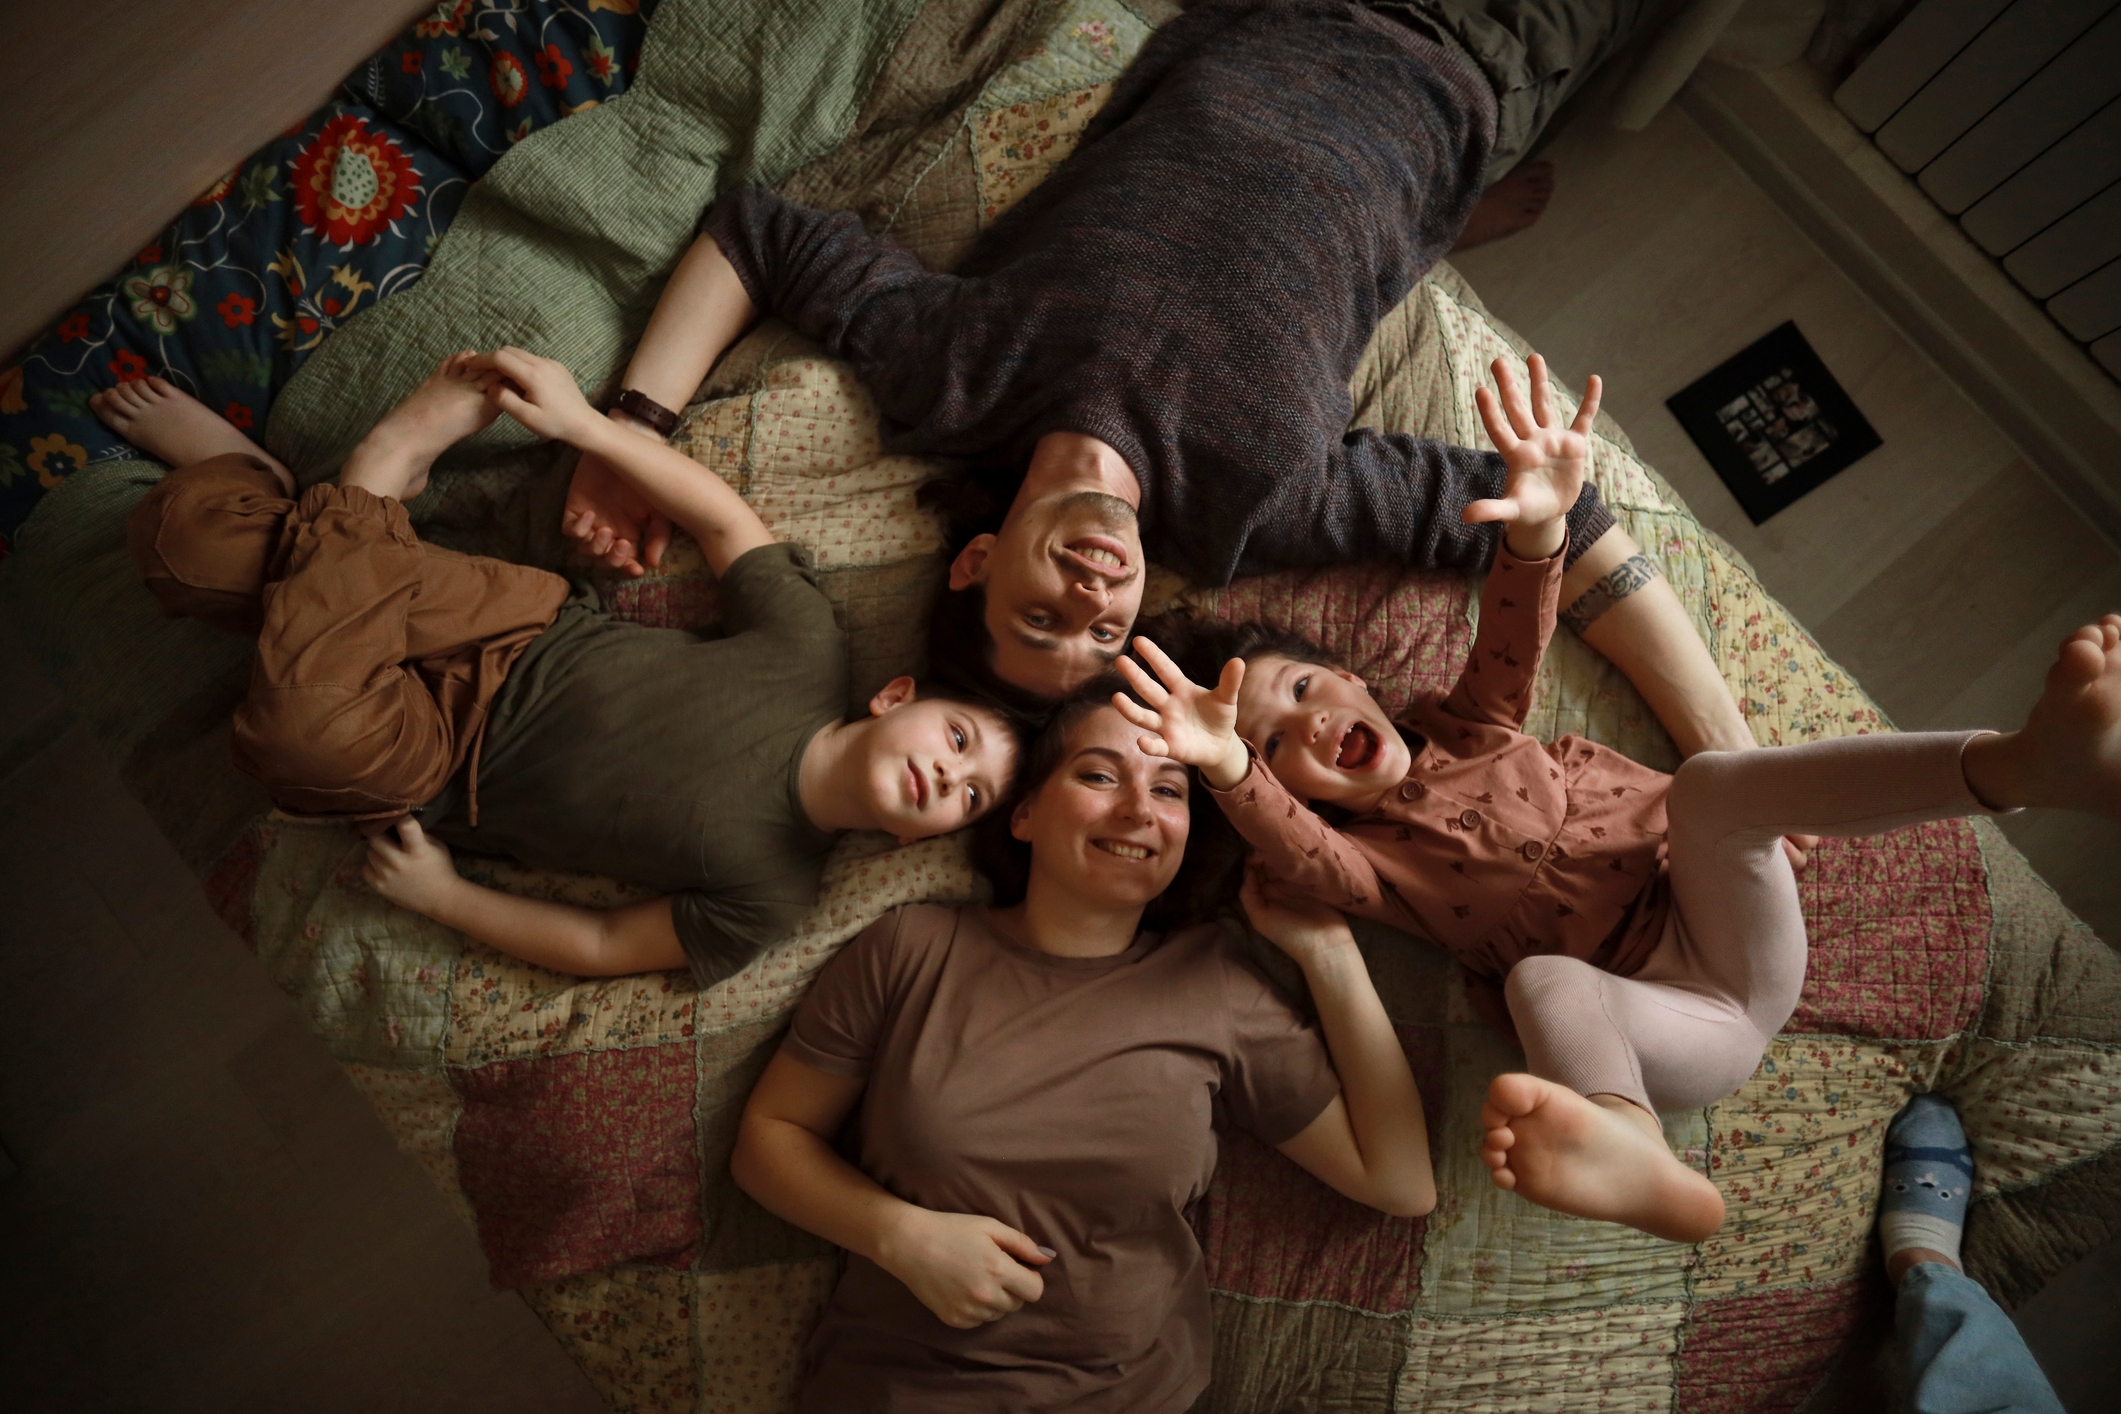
[{"left": 1899, "top": 1263, "right": 2064, "bottom": 1414}]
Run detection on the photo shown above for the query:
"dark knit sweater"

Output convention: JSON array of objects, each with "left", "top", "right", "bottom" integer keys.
[{"left": 700, "top": 0, "right": 1613, "bottom": 585}]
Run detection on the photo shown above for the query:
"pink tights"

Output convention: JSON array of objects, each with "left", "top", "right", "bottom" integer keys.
[{"left": 1505, "top": 731, "right": 1993, "bottom": 1114}]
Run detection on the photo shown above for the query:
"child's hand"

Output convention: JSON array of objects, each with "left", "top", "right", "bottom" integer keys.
[
  {"left": 1113, "top": 637, "right": 1252, "bottom": 790},
  {"left": 478, "top": 347, "right": 602, "bottom": 447},
  {"left": 876, "top": 1207, "right": 1051, "bottom": 1330},
  {"left": 362, "top": 817, "right": 460, "bottom": 918},
  {"left": 1240, "top": 864, "right": 1358, "bottom": 970},
  {"left": 1465, "top": 352, "right": 1601, "bottom": 562}
]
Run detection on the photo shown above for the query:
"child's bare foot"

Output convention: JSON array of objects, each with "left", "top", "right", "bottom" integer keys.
[
  {"left": 89, "top": 376, "right": 293, "bottom": 493},
  {"left": 1451, "top": 161, "right": 1556, "bottom": 252},
  {"left": 1962, "top": 615, "right": 2121, "bottom": 819},
  {"left": 338, "top": 351, "right": 502, "bottom": 502},
  {"left": 1481, "top": 1073, "right": 1726, "bottom": 1243}
]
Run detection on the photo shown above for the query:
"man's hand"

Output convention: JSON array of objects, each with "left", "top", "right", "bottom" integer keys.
[
  {"left": 1112, "top": 636, "right": 1251, "bottom": 790},
  {"left": 1240, "top": 865, "right": 1359, "bottom": 971},
  {"left": 875, "top": 1208, "right": 1052, "bottom": 1330},
  {"left": 363, "top": 818, "right": 460, "bottom": 918},
  {"left": 565, "top": 434, "right": 673, "bottom": 578},
  {"left": 1465, "top": 352, "right": 1601, "bottom": 562},
  {"left": 478, "top": 347, "right": 603, "bottom": 447}
]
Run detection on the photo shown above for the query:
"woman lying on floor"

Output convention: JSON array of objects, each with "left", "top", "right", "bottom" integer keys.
[
  {"left": 729, "top": 689, "right": 1432, "bottom": 1412},
  {"left": 560, "top": 0, "right": 1752, "bottom": 770},
  {"left": 1113, "top": 355, "right": 2121, "bottom": 1243},
  {"left": 92, "top": 351, "right": 1024, "bottom": 990}
]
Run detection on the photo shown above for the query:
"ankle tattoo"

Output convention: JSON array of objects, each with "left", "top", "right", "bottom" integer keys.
[{"left": 1559, "top": 553, "right": 1659, "bottom": 636}]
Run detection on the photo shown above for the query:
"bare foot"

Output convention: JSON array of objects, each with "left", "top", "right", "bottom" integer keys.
[
  {"left": 1450, "top": 161, "right": 1556, "bottom": 252},
  {"left": 337, "top": 351, "right": 503, "bottom": 502},
  {"left": 1962, "top": 615, "right": 2121, "bottom": 818},
  {"left": 1481, "top": 1073, "right": 1726, "bottom": 1242},
  {"left": 89, "top": 376, "right": 293, "bottom": 492}
]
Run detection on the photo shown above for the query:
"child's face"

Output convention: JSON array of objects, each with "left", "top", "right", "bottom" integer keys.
[
  {"left": 1234, "top": 655, "right": 1411, "bottom": 805},
  {"left": 855, "top": 685, "right": 1019, "bottom": 842}
]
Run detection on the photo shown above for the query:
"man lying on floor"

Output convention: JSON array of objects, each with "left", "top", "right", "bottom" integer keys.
[
  {"left": 559, "top": 0, "right": 1740, "bottom": 768},
  {"left": 91, "top": 352, "right": 1026, "bottom": 989}
]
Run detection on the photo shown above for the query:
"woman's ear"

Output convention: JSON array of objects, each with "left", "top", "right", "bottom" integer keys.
[
  {"left": 1330, "top": 665, "right": 1368, "bottom": 691},
  {"left": 948, "top": 534, "right": 996, "bottom": 592},
  {"left": 867, "top": 676, "right": 918, "bottom": 717}
]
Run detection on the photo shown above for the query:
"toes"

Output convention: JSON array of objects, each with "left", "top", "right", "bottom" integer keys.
[{"left": 1486, "top": 1072, "right": 1546, "bottom": 1120}]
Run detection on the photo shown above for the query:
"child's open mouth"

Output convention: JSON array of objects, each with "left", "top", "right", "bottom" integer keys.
[{"left": 1335, "top": 721, "right": 1380, "bottom": 771}]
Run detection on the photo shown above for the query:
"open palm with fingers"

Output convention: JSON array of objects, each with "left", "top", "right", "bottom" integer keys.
[
  {"left": 1464, "top": 352, "right": 1602, "bottom": 543},
  {"left": 1113, "top": 637, "right": 1244, "bottom": 769}
]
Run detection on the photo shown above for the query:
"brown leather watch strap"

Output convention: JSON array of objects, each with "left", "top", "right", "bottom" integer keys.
[{"left": 613, "top": 387, "right": 680, "bottom": 436}]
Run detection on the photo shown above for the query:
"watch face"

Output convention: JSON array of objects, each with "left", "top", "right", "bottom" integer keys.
[{"left": 1665, "top": 321, "right": 1881, "bottom": 525}]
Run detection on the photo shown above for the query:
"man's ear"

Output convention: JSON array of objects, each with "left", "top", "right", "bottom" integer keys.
[
  {"left": 948, "top": 534, "right": 996, "bottom": 592},
  {"left": 867, "top": 675, "right": 918, "bottom": 718},
  {"left": 1330, "top": 666, "right": 1368, "bottom": 691},
  {"left": 1009, "top": 794, "right": 1036, "bottom": 843}
]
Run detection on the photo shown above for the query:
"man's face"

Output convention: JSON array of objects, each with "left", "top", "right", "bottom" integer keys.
[
  {"left": 953, "top": 490, "right": 1145, "bottom": 698},
  {"left": 853, "top": 689, "right": 1019, "bottom": 842}
]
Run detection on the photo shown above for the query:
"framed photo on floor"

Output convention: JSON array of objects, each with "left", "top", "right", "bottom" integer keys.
[{"left": 1665, "top": 321, "right": 1881, "bottom": 525}]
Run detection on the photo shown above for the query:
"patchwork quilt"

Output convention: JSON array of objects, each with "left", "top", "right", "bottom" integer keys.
[{"left": 3, "top": 1, "right": 2117, "bottom": 1411}]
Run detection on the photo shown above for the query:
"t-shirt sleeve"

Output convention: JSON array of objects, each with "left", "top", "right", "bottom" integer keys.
[
  {"left": 781, "top": 909, "right": 917, "bottom": 1079},
  {"left": 716, "top": 540, "right": 841, "bottom": 653},
  {"left": 1215, "top": 934, "right": 1343, "bottom": 1146},
  {"left": 671, "top": 879, "right": 820, "bottom": 990}
]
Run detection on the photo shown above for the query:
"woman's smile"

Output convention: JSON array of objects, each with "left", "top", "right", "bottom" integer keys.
[{"left": 1092, "top": 838, "right": 1155, "bottom": 860}]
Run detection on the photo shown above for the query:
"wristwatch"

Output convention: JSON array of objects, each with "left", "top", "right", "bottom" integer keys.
[{"left": 612, "top": 388, "right": 681, "bottom": 436}]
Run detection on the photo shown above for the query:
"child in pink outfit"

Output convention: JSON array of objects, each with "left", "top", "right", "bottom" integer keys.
[{"left": 1118, "top": 355, "right": 2121, "bottom": 1243}]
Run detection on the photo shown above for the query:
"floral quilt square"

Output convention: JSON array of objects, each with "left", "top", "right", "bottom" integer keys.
[{"left": 452, "top": 1039, "right": 701, "bottom": 1287}]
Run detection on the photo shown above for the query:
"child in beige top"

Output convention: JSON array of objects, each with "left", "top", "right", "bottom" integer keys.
[{"left": 1116, "top": 357, "right": 2121, "bottom": 1243}]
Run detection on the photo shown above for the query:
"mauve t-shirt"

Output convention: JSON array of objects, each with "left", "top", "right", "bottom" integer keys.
[{"left": 783, "top": 903, "right": 1341, "bottom": 1413}]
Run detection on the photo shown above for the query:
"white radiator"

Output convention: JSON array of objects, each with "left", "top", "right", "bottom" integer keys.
[{"left": 1836, "top": 0, "right": 2121, "bottom": 383}]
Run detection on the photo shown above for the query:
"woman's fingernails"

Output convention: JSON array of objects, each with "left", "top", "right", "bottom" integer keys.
[{"left": 1036, "top": 1246, "right": 1057, "bottom": 1259}]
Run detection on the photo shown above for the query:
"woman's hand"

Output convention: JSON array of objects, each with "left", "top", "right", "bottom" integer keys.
[
  {"left": 1113, "top": 636, "right": 1252, "bottom": 790},
  {"left": 363, "top": 817, "right": 460, "bottom": 917},
  {"left": 478, "top": 347, "right": 603, "bottom": 447},
  {"left": 876, "top": 1208, "right": 1053, "bottom": 1329},
  {"left": 1464, "top": 352, "right": 1601, "bottom": 563},
  {"left": 1240, "top": 864, "right": 1358, "bottom": 971}
]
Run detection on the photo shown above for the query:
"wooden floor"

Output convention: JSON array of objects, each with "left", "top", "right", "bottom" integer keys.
[
  {"left": 0, "top": 625, "right": 606, "bottom": 1413},
  {"left": 1453, "top": 97, "right": 2121, "bottom": 944}
]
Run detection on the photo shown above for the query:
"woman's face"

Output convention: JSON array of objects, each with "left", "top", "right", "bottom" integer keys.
[{"left": 1011, "top": 705, "right": 1190, "bottom": 908}]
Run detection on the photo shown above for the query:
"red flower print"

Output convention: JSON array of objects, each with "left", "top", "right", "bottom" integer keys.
[
  {"left": 322, "top": 296, "right": 341, "bottom": 315},
  {"left": 192, "top": 169, "right": 236, "bottom": 207},
  {"left": 401, "top": 50, "right": 423, "bottom": 74},
  {"left": 217, "top": 291, "right": 257, "bottom": 328},
  {"left": 491, "top": 51, "right": 530, "bottom": 108},
  {"left": 226, "top": 403, "right": 254, "bottom": 429},
  {"left": 137, "top": 243, "right": 162, "bottom": 264},
  {"left": 534, "top": 44, "right": 573, "bottom": 89},
  {"left": 289, "top": 114, "right": 422, "bottom": 246},
  {"left": 57, "top": 312, "right": 90, "bottom": 343},
  {"left": 414, "top": 0, "right": 473, "bottom": 38},
  {"left": 109, "top": 349, "right": 149, "bottom": 382}
]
